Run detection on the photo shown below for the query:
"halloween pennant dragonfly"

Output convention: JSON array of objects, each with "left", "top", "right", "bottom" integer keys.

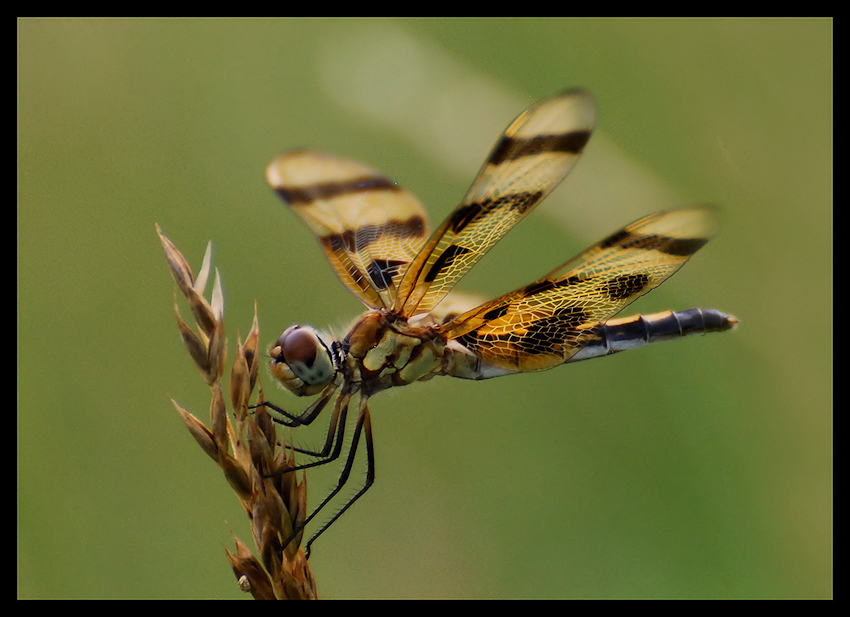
[{"left": 260, "top": 88, "right": 738, "bottom": 556}]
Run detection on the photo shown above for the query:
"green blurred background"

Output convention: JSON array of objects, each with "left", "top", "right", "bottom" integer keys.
[{"left": 18, "top": 18, "right": 831, "bottom": 598}]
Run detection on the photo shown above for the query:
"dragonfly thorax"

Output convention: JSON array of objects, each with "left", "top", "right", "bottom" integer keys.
[
  {"left": 344, "top": 309, "right": 446, "bottom": 392},
  {"left": 270, "top": 325, "right": 336, "bottom": 396}
]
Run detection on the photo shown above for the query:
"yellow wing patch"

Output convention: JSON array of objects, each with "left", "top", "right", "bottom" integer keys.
[
  {"left": 440, "top": 207, "right": 721, "bottom": 372},
  {"left": 394, "top": 89, "right": 597, "bottom": 317},
  {"left": 266, "top": 150, "right": 429, "bottom": 308}
]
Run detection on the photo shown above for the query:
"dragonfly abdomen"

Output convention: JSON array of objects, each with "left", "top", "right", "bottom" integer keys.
[{"left": 569, "top": 308, "right": 738, "bottom": 362}]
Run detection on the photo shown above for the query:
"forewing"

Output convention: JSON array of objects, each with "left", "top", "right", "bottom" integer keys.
[
  {"left": 440, "top": 206, "right": 721, "bottom": 373},
  {"left": 266, "top": 150, "right": 429, "bottom": 308},
  {"left": 394, "top": 89, "right": 596, "bottom": 316}
]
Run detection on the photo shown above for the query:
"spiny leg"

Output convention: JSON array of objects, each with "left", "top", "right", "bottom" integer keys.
[
  {"left": 252, "top": 381, "right": 336, "bottom": 428},
  {"left": 282, "top": 394, "right": 376, "bottom": 558},
  {"left": 253, "top": 381, "right": 342, "bottom": 459},
  {"left": 260, "top": 388, "right": 353, "bottom": 475},
  {"left": 273, "top": 391, "right": 352, "bottom": 475}
]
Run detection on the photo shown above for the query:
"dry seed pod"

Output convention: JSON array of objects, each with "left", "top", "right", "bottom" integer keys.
[{"left": 157, "top": 225, "right": 317, "bottom": 599}]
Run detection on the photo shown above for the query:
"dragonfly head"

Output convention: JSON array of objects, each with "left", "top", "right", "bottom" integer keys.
[{"left": 270, "top": 325, "right": 335, "bottom": 396}]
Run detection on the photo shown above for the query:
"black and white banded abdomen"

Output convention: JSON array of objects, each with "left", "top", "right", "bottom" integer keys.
[{"left": 568, "top": 308, "right": 738, "bottom": 363}]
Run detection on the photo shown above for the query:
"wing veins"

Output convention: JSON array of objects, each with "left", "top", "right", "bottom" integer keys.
[
  {"left": 394, "top": 88, "right": 597, "bottom": 316},
  {"left": 441, "top": 206, "right": 721, "bottom": 372}
]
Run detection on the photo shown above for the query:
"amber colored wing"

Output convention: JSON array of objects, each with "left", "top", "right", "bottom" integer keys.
[
  {"left": 393, "top": 89, "right": 596, "bottom": 317},
  {"left": 440, "top": 206, "right": 721, "bottom": 373},
  {"left": 266, "top": 149, "right": 429, "bottom": 308}
]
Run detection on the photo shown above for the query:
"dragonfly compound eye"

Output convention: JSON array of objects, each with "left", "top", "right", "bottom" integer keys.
[{"left": 274, "top": 326, "right": 334, "bottom": 389}]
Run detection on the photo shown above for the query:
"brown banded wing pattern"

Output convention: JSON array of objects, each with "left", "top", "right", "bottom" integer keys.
[
  {"left": 394, "top": 89, "right": 595, "bottom": 317},
  {"left": 261, "top": 88, "right": 738, "bottom": 557}
]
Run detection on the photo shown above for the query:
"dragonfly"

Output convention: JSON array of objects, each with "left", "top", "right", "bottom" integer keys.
[{"left": 259, "top": 88, "right": 738, "bottom": 557}]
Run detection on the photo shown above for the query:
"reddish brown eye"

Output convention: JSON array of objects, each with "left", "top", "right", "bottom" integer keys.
[
  {"left": 281, "top": 328, "right": 317, "bottom": 367},
  {"left": 271, "top": 325, "right": 335, "bottom": 391}
]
